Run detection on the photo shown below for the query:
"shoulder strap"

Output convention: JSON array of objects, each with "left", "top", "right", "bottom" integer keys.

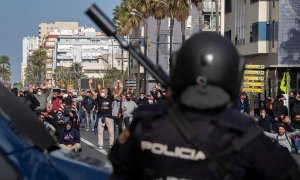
[
  {"left": 285, "top": 133, "right": 293, "bottom": 148},
  {"left": 159, "top": 105, "right": 262, "bottom": 179}
]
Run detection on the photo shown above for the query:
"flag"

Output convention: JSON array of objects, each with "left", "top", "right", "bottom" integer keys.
[{"left": 280, "top": 72, "right": 289, "bottom": 94}]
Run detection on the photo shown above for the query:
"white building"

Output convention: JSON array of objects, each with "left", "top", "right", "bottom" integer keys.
[
  {"left": 21, "top": 36, "right": 39, "bottom": 86},
  {"left": 53, "top": 29, "right": 128, "bottom": 83}
]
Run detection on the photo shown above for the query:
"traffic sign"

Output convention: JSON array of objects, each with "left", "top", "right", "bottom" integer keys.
[
  {"left": 243, "top": 82, "right": 264, "bottom": 87},
  {"left": 126, "top": 80, "right": 136, "bottom": 87},
  {"left": 242, "top": 88, "right": 264, "bottom": 93},
  {"left": 243, "top": 76, "right": 264, "bottom": 81},
  {"left": 244, "top": 70, "right": 264, "bottom": 75},
  {"left": 245, "top": 65, "right": 265, "bottom": 69}
]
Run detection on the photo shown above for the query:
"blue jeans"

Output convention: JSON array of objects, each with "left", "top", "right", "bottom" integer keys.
[
  {"left": 294, "top": 140, "right": 300, "bottom": 153},
  {"left": 85, "top": 110, "right": 94, "bottom": 130},
  {"left": 79, "top": 108, "right": 86, "bottom": 127}
]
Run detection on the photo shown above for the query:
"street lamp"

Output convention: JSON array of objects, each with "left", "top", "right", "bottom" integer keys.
[{"left": 130, "top": 9, "right": 148, "bottom": 94}]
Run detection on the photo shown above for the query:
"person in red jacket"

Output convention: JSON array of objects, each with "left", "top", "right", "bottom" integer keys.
[{"left": 51, "top": 92, "right": 61, "bottom": 112}]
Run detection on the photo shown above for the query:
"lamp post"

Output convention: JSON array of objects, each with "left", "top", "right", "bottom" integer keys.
[
  {"left": 69, "top": 46, "right": 83, "bottom": 89},
  {"left": 130, "top": 9, "right": 148, "bottom": 94}
]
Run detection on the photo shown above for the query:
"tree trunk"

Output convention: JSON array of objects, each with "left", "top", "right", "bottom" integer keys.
[
  {"left": 215, "top": 0, "right": 219, "bottom": 34},
  {"left": 156, "top": 19, "right": 161, "bottom": 66},
  {"left": 198, "top": 1, "right": 204, "bottom": 32},
  {"left": 169, "top": 17, "right": 174, "bottom": 74},
  {"left": 181, "top": 21, "right": 186, "bottom": 43}
]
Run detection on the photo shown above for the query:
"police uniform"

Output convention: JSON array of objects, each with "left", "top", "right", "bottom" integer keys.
[{"left": 109, "top": 32, "right": 300, "bottom": 180}]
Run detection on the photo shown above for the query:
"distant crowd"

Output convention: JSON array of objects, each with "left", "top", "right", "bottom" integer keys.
[
  {"left": 10, "top": 80, "right": 167, "bottom": 152},
  {"left": 236, "top": 91, "right": 300, "bottom": 154}
]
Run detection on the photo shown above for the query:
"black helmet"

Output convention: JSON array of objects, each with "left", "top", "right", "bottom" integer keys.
[{"left": 171, "top": 32, "right": 243, "bottom": 110}]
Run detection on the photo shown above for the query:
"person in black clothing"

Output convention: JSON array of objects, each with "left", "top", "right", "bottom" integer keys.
[
  {"left": 235, "top": 92, "right": 250, "bottom": 116},
  {"left": 89, "top": 79, "right": 123, "bottom": 149},
  {"left": 109, "top": 32, "right": 300, "bottom": 180},
  {"left": 289, "top": 91, "right": 296, "bottom": 114},
  {"left": 291, "top": 95, "right": 300, "bottom": 119},
  {"left": 257, "top": 109, "right": 275, "bottom": 132},
  {"left": 25, "top": 84, "right": 40, "bottom": 111},
  {"left": 136, "top": 92, "right": 149, "bottom": 106},
  {"left": 63, "top": 92, "right": 73, "bottom": 122},
  {"left": 81, "top": 91, "right": 96, "bottom": 131},
  {"left": 150, "top": 83, "right": 166, "bottom": 105},
  {"left": 272, "top": 94, "right": 288, "bottom": 120}
]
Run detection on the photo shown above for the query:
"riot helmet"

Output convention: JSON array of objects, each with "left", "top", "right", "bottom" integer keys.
[{"left": 171, "top": 32, "right": 243, "bottom": 110}]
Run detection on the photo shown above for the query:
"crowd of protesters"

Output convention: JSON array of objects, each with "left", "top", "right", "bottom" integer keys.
[
  {"left": 236, "top": 91, "right": 300, "bottom": 154},
  {"left": 10, "top": 80, "right": 167, "bottom": 152},
  {"left": 11, "top": 80, "right": 300, "bottom": 155}
]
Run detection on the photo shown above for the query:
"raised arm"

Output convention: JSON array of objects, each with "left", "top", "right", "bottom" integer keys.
[
  {"left": 263, "top": 131, "right": 277, "bottom": 140},
  {"left": 114, "top": 80, "right": 123, "bottom": 99},
  {"left": 88, "top": 79, "right": 97, "bottom": 97},
  {"left": 289, "top": 129, "right": 300, "bottom": 137}
]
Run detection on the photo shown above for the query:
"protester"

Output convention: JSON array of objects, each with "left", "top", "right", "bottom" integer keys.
[
  {"left": 150, "top": 83, "right": 166, "bottom": 104},
  {"left": 112, "top": 96, "right": 122, "bottom": 140},
  {"left": 81, "top": 91, "right": 96, "bottom": 132},
  {"left": 264, "top": 123, "right": 300, "bottom": 153},
  {"left": 136, "top": 92, "right": 149, "bottom": 106},
  {"left": 25, "top": 84, "right": 40, "bottom": 111},
  {"left": 38, "top": 112, "right": 56, "bottom": 137},
  {"left": 235, "top": 92, "right": 250, "bottom": 115},
  {"left": 58, "top": 120, "right": 81, "bottom": 152},
  {"left": 89, "top": 79, "right": 123, "bottom": 149},
  {"left": 266, "top": 96, "right": 275, "bottom": 118},
  {"left": 34, "top": 87, "right": 50, "bottom": 112},
  {"left": 272, "top": 94, "right": 288, "bottom": 120},
  {"left": 122, "top": 93, "right": 138, "bottom": 128},
  {"left": 291, "top": 95, "right": 300, "bottom": 119},
  {"left": 257, "top": 109, "right": 275, "bottom": 132},
  {"left": 51, "top": 92, "right": 61, "bottom": 112}
]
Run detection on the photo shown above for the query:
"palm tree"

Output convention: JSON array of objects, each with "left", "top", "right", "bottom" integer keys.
[
  {"left": 165, "top": 0, "right": 177, "bottom": 72},
  {"left": 150, "top": 0, "right": 168, "bottom": 66},
  {"left": 0, "top": 55, "right": 11, "bottom": 83},
  {"left": 191, "top": 0, "right": 204, "bottom": 32},
  {"left": 114, "top": 0, "right": 146, "bottom": 94},
  {"left": 174, "top": 0, "right": 191, "bottom": 43},
  {"left": 70, "top": 62, "right": 85, "bottom": 89},
  {"left": 215, "top": 0, "right": 219, "bottom": 33},
  {"left": 25, "top": 48, "right": 47, "bottom": 86}
]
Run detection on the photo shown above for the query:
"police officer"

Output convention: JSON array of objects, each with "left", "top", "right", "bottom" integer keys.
[{"left": 109, "top": 32, "right": 300, "bottom": 179}]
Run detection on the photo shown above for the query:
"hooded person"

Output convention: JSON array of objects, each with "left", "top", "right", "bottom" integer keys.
[{"left": 58, "top": 120, "right": 81, "bottom": 152}]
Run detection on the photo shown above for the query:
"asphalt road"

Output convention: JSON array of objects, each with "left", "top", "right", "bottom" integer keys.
[{"left": 79, "top": 128, "right": 111, "bottom": 162}]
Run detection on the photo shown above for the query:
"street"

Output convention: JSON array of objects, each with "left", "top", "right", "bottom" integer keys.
[{"left": 79, "top": 128, "right": 110, "bottom": 163}]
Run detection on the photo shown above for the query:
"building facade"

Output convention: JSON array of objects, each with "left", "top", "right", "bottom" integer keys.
[
  {"left": 224, "top": 0, "right": 300, "bottom": 100},
  {"left": 54, "top": 34, "right": 127, "bottom": 78},
  {"left": 130, "top": 0, "right": 224, "bottom": 94},
  {"left": 21, "top": 36, "right": 39, "bottom": 86},
  {"left": 38, "top": 22, "right": 127, "bottom": 88},
  {"left": 39, "top": 22, "right": 80, "bottom": 87}
]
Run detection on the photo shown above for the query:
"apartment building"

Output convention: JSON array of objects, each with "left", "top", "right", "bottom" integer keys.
[
  {"left": 225, "top": 0, "right": 300, "bottom": 97},
  {"left": 21, "top": 36, "right": 39, "bottom": 86}
]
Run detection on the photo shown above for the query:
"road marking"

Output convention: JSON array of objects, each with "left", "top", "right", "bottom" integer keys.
[{"left": 80, "top": 137, "right": 108, "bottom": 155}]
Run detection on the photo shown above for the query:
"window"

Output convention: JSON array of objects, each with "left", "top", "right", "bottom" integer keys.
[
  {"left": 225, "top": 0, "right": 232, "bottom": 13},
  {"left": 250, "top": 23, "right": 258, "bottom": 42},
  {"left": 250, "top": 0, "right": 259, "bottom": 4}
]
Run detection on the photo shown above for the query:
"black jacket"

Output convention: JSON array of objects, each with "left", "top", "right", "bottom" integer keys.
[
  {"left": 272, "top": 99, "right": 288, "bottom": 118},
  {"left": 136, "top": 97, "right": 149, "bottom": 107},
  {"left": 109, "top": 105, "right": 300, "bottom": 180}
]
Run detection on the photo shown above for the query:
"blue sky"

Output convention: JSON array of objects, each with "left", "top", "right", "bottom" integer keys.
[{"left": 0, "top": 0, "right": 121, "bottom": 82}]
